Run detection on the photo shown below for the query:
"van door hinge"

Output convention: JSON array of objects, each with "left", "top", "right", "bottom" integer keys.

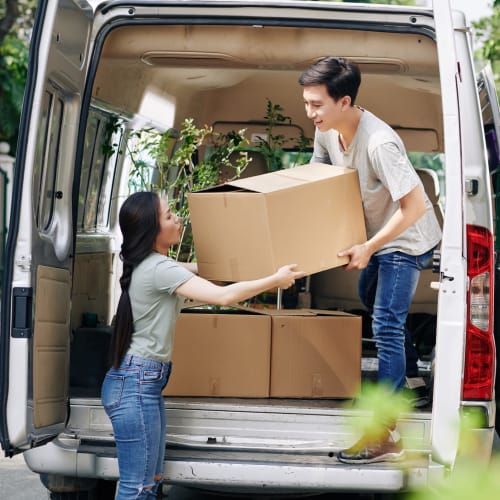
[
  {"left": 465, "top": 178, "right": 479, "bottom": 195},
  {"left": 15, "top": 255, "right": 32, "bottom": 271}
]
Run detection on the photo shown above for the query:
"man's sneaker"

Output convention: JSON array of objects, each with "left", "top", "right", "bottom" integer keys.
[
  {"left": 337, "top": 428, "right": 405, "bottom": 464},
  {"left": 403, "top": 376, "right": 430, "bottom": 409}
]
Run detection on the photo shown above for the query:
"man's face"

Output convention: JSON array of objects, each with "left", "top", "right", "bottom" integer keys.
[{"left": 302, "top": 84, "right": 350, "bottom": 132}]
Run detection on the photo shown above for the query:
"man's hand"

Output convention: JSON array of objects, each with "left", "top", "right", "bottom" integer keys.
[{"left": 338, "top": 242, "right": 373, "bottom": 270}]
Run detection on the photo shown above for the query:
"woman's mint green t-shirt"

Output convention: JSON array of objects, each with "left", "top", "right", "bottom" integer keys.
[{"left": 127, "top": 252, "right": 194, "bottom": 362}]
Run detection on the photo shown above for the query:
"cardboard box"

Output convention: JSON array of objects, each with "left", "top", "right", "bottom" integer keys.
[
  {"left": 187, "top": 163, "right": 366, "bottom": 281},
  {"left": 270, "top": 310, "right": 362, "bottom": 398},
  {"left": 164, "top": 309, "right": 271, "bottom": 397},
  {"left": 164, "top": 306, "right": 362, "bottom": 399}
]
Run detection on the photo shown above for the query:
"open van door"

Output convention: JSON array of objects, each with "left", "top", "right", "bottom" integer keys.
[{"left": 0, "top": 0, "right": 93, "bottom": 456}]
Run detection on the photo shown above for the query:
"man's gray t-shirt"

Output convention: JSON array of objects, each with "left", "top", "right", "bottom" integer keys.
[
  {"left": 127, "top": 252, "right": 194, "bottom": 362},
  {"left": 311, "top": 109, "right": 442, "bottom": 256}
]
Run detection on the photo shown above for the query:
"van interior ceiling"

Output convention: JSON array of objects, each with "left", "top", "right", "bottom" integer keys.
[{"left": 93, "top": 24, "right": 443, "bottom": 153}]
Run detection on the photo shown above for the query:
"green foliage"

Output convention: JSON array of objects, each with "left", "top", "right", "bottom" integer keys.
[
  {"left": 127, "top": 119, "right": 250, "bottom": 209},
  {"left": 344, "top": 382, "right": 412, "bottom": 438},
  {"left": 126, "top": 119, "right": 251, "bottom": 260},
  {"left": 256, "top": 98, "right": 312, "bottom": 171},
  {"left": 0, "top": 1, "right": 37, "bottom": 42},
  {"left": 256, "top": 99, "right": 293, "bottom": 171},
  {"left": 473, "top": 4, "right": 500, "bottom": 87},
  {"left": 0, "top": 0, "right": 36, "bottom": 150},
  {"left": 0, "top": 34, "right": 29, "bottom": 148},
  {"left": 408, "top": 409, "right": 500, "bottom": 499}
]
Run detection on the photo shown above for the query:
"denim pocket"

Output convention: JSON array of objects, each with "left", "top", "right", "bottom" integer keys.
[
  {"left": 101, "top": 374, "right": 125, "bottom": 411},
  {"left": 141, "top": 368, "right": 163, "bottom": 383}
]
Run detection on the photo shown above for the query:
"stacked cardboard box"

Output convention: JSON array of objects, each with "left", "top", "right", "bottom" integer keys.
[{"left": 164, "top": 307, "right": 361, "bottom": 399}]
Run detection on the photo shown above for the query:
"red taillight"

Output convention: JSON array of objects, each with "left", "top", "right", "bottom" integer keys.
[{"left": 463, "top": 224, "right": 495, "bottom": 400}]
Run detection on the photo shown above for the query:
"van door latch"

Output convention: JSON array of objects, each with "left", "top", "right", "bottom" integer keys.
[
  {"left": 465, "top": 178, "right": 479, "bottom": 196},
  {"left": 12, "top": 287, "right": 33, "bottom": 339}
]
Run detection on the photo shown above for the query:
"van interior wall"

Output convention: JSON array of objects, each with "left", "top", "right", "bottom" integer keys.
[{"left": 71, "top": 252, "right": 115, "bottom": 330}]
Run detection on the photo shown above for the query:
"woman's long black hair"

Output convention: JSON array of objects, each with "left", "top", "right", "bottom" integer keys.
[{"left": 109, "top": 192, "right": 161, "bottom": 368}]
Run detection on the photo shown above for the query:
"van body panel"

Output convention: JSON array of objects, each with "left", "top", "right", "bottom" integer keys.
[{"left": 2, "top": 0, "right": 498, "bottom": 495}]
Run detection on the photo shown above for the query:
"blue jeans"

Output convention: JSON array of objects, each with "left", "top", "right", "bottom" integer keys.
[
  {"left": 358, "top": 249, "right": 434, "bottom": 391},
  {"left": 101, "top": 354, "right": 172, "bottom": 499}
]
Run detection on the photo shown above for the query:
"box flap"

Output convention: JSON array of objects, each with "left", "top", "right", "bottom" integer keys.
[
  {"left": 180, "top": 303, "right": 272, "bottom": 316},
  {"left": 246, "top": 307, "right": 359, "bottom": 318},
  {"left": 227, "top": 163, "right": 353, "bottom": 194}
]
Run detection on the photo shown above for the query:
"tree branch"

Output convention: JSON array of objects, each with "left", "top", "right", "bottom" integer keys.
[{"left": 0, "top": 0, "right": 20, "bottom": 44}]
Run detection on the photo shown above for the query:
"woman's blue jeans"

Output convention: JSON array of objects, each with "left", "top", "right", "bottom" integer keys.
[
  {"left": 358, "top": 249, "right": 434, "bottom": 391},
  {"left": 101, "top": 354, "right": 172, "bottom": 499}
]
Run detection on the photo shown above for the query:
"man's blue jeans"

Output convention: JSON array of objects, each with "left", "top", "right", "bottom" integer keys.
[
  {"left": 101, "top": 354, "right": 172, "bottom": 499},
  {"left": 358, "top": 249, "right": 434, "bottom": 391}
]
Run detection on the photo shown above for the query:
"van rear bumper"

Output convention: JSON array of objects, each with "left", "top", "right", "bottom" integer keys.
[{"left": 23, "top": 438, "right": 446, "bottom": 494}]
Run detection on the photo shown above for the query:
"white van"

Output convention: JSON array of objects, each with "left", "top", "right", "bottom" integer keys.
[{"left": 1, "top": 0, "right": 499, "bottom": 497}]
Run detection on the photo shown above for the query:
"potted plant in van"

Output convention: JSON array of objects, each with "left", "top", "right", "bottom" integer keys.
[
  {"left": 254, "top": 98, "right": 312, "bottom": 171},
  {"left": 126, "top": 118, "right": 251, "bottom": 261}
]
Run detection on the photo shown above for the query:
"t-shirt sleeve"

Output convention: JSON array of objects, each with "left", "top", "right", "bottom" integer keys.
[
  {"left": 311, "top": 131, "right": 332, "bottom": 164},
  {"left": 370, "top": 142, "right": 420, "bottom": 202},
  {"left": 153, "top": 259, "right": 194, "bottom": 294},
  {"left": 311, "top": 129, "right": 344, "bottom": 165}
]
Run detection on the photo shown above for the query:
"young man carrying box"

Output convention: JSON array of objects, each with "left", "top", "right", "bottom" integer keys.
[{"left": 299, "top": 57, "right": 442, "bottom": 464}]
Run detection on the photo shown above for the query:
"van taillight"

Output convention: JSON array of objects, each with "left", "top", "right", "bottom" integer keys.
[{"left": 463, "top": 224, "right": 495, "bottom": 400}]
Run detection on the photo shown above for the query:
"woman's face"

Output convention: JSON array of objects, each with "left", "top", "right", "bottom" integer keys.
[{"left": 153, "top": 198, "right": 183, "bottom": 254}]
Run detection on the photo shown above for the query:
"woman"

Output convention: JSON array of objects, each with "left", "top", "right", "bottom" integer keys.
[{"left": 101, "top": 191, "right": 304, "bottom": 499}]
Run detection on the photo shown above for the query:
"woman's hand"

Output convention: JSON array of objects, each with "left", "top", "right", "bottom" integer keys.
[{"left": 274, "top": 264, "right": 306, "bottom": 289}]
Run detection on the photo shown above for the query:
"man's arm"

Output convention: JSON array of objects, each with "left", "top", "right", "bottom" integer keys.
[{"left": 338, "top": 185, "right": 427, "bottom": 270}]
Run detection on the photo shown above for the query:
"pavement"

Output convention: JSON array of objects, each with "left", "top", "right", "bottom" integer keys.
[
  {"left": 0, "top": 453, "right": 48, "bottom": 499},
  {"left": 0, "top": 453, "right": 373, "bottom": 500}
]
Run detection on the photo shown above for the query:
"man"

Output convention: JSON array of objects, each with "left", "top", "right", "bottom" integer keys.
[{"left": 299, "top": 57, "right": 441, "bottom": 464}]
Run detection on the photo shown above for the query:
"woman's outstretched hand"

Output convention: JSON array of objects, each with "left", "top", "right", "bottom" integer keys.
[{"left": 275, "top": 264, "right": 307, "bottom": 289}]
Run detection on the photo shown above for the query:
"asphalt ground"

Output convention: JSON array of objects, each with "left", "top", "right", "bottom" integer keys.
[{"left": 0, "top": 453, "right": 48, "bottom": 499}]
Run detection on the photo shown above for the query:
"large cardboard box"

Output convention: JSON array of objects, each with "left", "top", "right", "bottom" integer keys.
[
  {"left": 270, "top": 310, "right": 362, "bottom": 398},
  {"left": 164, "top": 306, "right": 362, "bottom": 399},
  {"left": 164, "top": 309, "right": 271, "bottom": 397},
  {"left": 187, "top": 163, "right": 366, "bottom": 281}
]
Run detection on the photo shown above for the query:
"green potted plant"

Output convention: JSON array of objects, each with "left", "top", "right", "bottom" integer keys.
[{"left": 126, "top": 118, "right": 251, "bottom": 261}]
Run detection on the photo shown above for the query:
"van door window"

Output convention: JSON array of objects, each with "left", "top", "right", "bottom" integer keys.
[
  {"left": 32, "top": 88, "right": 64, "bottom": 231},
  {"left": 78, "top": 109, "right": 123, "bottom": 231}
]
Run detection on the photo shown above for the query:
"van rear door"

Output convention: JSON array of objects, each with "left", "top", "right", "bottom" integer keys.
[{"left": 0, "top": 0, "right": 93, "bottom": 455}]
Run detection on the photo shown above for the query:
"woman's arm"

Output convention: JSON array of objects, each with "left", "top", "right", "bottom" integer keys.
[
  {"left": 178, "top": 262, "right": 198, "bottom": 274},
  {"left": 176, "top": 264, "right": 305, "bottom": 306}
]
